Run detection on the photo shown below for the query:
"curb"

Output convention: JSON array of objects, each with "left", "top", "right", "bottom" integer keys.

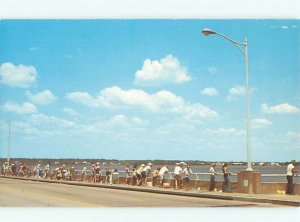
[{"left": 1, "top": 176, "right": 299, "bottom": 207}]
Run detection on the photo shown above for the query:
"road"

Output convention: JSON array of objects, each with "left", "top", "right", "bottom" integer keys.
[{"left": 0, "top": 178, "right": 282, "bottom": 207}]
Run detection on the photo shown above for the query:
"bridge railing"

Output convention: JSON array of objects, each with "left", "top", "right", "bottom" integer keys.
[{"left": 72, "top": 169, "right": 296, "bottom": 183}]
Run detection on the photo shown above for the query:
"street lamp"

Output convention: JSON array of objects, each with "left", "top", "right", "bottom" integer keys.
[{"left": 202, "top": 28, "right": 252, "bottom": 171}]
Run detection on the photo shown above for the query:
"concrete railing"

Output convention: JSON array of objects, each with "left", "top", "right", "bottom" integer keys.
[
  {"left": 4, "top": 168, "right": 298, "bottom": 195},
  {"left": 63, "top": 170, "right": 300, "bottom": 195}
]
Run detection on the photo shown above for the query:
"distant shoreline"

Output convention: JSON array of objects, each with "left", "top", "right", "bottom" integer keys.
[{"left": 0, "top": 158, "right": 295, "bottom": 166}]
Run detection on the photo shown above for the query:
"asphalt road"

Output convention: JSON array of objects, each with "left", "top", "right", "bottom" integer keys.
[{"left": 0, "top": 178, "right": 282, "bottom": 207}]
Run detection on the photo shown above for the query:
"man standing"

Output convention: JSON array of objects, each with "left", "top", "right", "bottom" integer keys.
[
  {"left": 174, "top": 163, "right": 182, "bottom": 190},
  {"left": 181, "top": 164, "right": 192, "bottom": 191},
  {"left": 43, "top": 163, "right": 50, "bottom": 179},
  {"left": 136, "top": 164, "right": 145, "bottom": 186},
  {"left": 286, "top": 160, "right": 298, "bottom": 195},
  {"left": 209, "top": 163, "right": 217, "bottom": 191},
  {"left": 125, "top": 163, "right": 130, "bottom": 185},
  {"left": 81, "top": 165, "right": 87, "bottom": 182}
]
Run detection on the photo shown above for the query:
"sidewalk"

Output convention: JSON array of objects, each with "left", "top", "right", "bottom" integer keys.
[{"left": 1, "top": 175, "right": 299, "bottom": 207}]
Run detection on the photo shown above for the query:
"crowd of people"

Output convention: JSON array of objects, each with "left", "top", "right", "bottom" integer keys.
[
  {"left": 1, "top": 160, "right": 298, "bottom": 194},
  {"left": 0, "top": 160, "right": 219, "bottom": 191}
]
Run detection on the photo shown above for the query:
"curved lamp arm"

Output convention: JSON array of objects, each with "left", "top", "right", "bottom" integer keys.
[{"left": 202, "top": 28, "right": 247, "bottom": 55}]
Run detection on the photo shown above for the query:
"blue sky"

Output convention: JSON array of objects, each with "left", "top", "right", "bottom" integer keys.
[{"left": 0, "top": 19, "right": 299, "bottom": 161}]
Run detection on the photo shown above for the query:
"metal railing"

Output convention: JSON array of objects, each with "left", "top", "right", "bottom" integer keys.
[{"left": 73, "top": 169, "right": 296, "bottom": 181}]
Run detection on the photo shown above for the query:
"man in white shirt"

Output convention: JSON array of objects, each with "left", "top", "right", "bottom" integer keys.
[
  {"left": 43, "top": 163, "right": 50, "bottom": 179},
  {"left": 209, "top": 163, "right": 217, "bottom": 191},
  {"left": 286, "top": 160, "right": 298, "bottom": 195},
  {"left": 142, "top": 163, "right": 152, "bottom": 183},
  {"left": 81, "top": 165, "right": 87, "bottom": 182},
  {"left": 158, "top": 165, "right": 169, "bottom": 188},
  {"left": 174, "top": 163, "right": 182, "bottom": 190}
]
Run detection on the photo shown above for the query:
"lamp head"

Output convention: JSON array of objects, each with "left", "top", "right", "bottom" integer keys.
[{"left": 201, "top": 28, "right": 216, "bottom": 36}]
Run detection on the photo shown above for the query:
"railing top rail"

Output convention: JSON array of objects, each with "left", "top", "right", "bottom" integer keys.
[{"left": 73, "top": 169, "right": 293, "bottom": 177}]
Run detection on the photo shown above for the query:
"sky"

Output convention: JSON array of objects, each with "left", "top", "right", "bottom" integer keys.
[{"left": 0, "top": 19, "right": 299, "bottom": 161}]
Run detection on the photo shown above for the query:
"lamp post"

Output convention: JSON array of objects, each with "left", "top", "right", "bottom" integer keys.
[
  {"left": 202, "top": 28, "right": 252, "bottom": 171},
  {"left": 7, "top": 120, "right": 11, "bottom": 165}
]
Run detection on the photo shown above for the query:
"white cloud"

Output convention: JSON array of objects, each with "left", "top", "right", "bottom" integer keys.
[
  {"left": 132, "top": 116, "right": 144, "bottom": 125},
  {"left": 208, "top": 67, "right": 217, "bottom": 74},
  {"left": 227, "top": 85, "right": 245, "bottom": 101},
  {"left": 252, "top": 118, "right": 272, "bottom": 129},
  {"left": 66, "top": 86, "right": 218, "bottom": 120},
  {"left": 12, "top": 121, "right": 39, "bottom": 135},
  {"left": 203, "top": 128, "right": 245, "bottom": 136},
  {"left": 79, "top": 115, "right": 147, "bottom": 134},
  {"left": 201, "top": 87, "right": 218, "bottom": 96},
  {"left": 0, "top": 62, "right": 37, "bottom": 88},
  {"left": 270, "top": 25, "right": 290, "bottom": 29},
  {"left": 287, "top": 132, "right": 300, "bottom": 139},
  {"left": 102, "top": 87, "right": 218, "bottom": 119},
  {"left": 261, "top": 103, "right": 300, "bottom": 114},
  {"left": 99, "top": 87, "right": 160, "bottom": 110},
  {"left": 134, "top": 54, "right": 191, "bottom": 85},
  {"left": 30, "top": 113, "right": 75, "bottom": 128},
  {"left": 65, "top": 91, "right": 100, "bottom": 107},
  {"left": 1, "top": 102, "right": 38, "bottom": 114},
  {"left": 63, "top": 107, "right": 79, "bottom": 116},
  {"left": 110, "top": 114, "right": 128, "bottom": 125},
  {"left": 26, "top": 90, "right": 57, "bottom": 105},
  {"left": 29, "top": 47, "right": 39, "bottom": 51}
]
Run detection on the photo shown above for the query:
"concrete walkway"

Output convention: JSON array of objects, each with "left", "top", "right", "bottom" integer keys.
[{"left": 1, "top": 175, "right": 299, "bottom": 207}]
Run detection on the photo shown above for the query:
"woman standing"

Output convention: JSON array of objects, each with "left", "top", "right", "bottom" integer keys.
[{"left": 222, "top": 163, "right": 231, "bottom": 193}]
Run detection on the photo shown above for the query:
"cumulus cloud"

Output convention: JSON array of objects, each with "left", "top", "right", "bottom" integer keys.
[
  {"left": 287, "top": 132, "right": 300, "bottom": 139},
  {"left": 66, "top": 86, "right": 218, "bottom": 120},
  {"left": 30, "top": 113, "right": 75, "bottom": 128},
  {"left": 201, "top": 87, "right": 218, "bottom": 96},
  {"left": 12, "top": 121, "right": 39, "bottom": 135},
  {"left": 63, "top": 107, "right": 79, "bottom": 116},
  {"left": 227, "top": 85, "right": 245, "bottom": 101},
  {"left": 270, "top": 25, "right": 290, "bottom": 29},
  {"left": 252, "top": 118, "right": 272, "bottom": 129},
  {"left": 134, "top": 54, "right": 191, "bottom": 85},
  {"left": 0, "top": 62, "right": 37, "bottom": 88},
  {"left": 79, "top": 115, "right": 147, "bottom": 134},
  {"left": 65, "top": 92, "right": 100, "bottom": 107},
  {"left": 26, "top": 90, "right": 57, "bottom": 105},
  {"left": 1, "top": 101, "right": 38, "bottom": 114},
  {"left": 105, "top": 87, "right": 218, "bottom": 119},
  {"left": 132, "top": 116, "right": 145, "bottom": 125},
  {"left": 203, "top": 128, "right": 245, "bottom": 136},
  {"left": 261, "top": 103, "right": 300, "bottom": 114}
]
